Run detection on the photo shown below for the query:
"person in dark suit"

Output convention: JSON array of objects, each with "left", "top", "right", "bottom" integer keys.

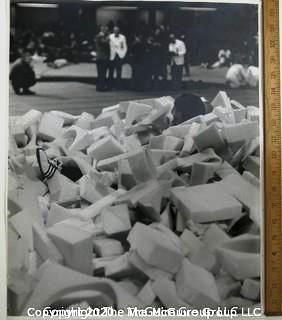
[
  {"left": 95, "top": 26, "right": 110, "bottom": 91},
  {"left": 10, "top": 50, "right": 36, "bottom": 95},
  {"left": 130, "top": 35, "right": 146, "bottom": 91}
]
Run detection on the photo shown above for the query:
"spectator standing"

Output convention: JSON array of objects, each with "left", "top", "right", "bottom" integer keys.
[
  {"left": 180, "top": 34, "right": 190, "bottom": 76},
  {"left": 130, "top": 35, "right": 146, "bottom": 91},
  {"left": 95, "top": 25, "right": 110, "bottom": 91},
  {"left": 168, "top": 34, "right": 186, "bottom": 90},
  {"left": 109, "top": 26, "right": 127, "bottom": 89}
]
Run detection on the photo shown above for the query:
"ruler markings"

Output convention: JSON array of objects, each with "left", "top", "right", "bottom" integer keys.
[{"left": 264, "top": 0, "right": 282, "bottom": 315}]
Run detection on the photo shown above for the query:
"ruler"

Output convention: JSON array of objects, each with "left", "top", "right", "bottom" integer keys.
[{"left": 263, "top": 0, "right": 282, "bottom": 316}]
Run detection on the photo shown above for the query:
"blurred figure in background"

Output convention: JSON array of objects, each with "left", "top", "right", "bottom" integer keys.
[
  {"left": 169, "top": 33, "right": 186, "bottom": 90},
  {"left": 95, "top": 25, "right": 110, "bottom": 91},
  {"left": 109, "top": 26, "right": 127, "bottom": 89},
  {"left": 180, "top": 34, "right": 190, "bottom": 76},
  {"left": 212, "top": 46, "right": 232, "bottom": 68},
  {"left": 130, "top": 34, "right": 146, "bottom": 91},
  {"left": 151, "top": 28, "right": 165, "bottom": 90},
  {"left": 10, "top": 49, "right": 36, "bottom": 95}
]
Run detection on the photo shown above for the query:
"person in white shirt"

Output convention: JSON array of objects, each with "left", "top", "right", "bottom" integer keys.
[
  {"left": 246, "top": 65, "right": 259, "bottom": 88},
  {"left": 226, "top": 61, "right": 259, "bottom": 88},
  {"left": 225, "top": 63, "right": 247, "bottom": 88},
  {"left": 108, "top": 26, "right": 127, "bottom": 89},
  {"left": 168, "top": 34, "right": 186, "bottom": 90}
]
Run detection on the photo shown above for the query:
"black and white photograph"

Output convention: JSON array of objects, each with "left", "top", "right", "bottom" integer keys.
[{"left": 8, "top": 0, "right": 261, "bottom": 317}]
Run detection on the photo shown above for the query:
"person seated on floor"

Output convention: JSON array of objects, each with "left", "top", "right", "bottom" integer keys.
[
  {"left": 246, "top": 65, "right": 259, "bottom": 88},
  {"left": 10, "top": 49, "right": 36, "bottom": 95},
  {"left": 225, "top": 56, "right": 259, "bottom": 88}
]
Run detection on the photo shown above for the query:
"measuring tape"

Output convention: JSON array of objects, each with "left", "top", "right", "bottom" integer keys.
[{"left": 264, "top": 0, "right": 282, "bottom": 315}]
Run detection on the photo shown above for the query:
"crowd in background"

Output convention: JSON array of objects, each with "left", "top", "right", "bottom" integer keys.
[{"left": 9, "top": 21, "right": 259, "bottom": 94}]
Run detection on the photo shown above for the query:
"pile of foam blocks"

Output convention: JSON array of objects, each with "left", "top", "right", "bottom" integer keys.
[{"left": 8, "top": 91, "right": 260, "bottom": 315}]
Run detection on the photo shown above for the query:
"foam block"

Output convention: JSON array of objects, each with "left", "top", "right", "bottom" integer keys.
[
  {"left": 79, "top": 189, "right": 125, "bottom": 220},
  {"left": 150, "top": 149, "right": 177, "bottom": 166},
  {"left": 175, "top": 258, "right": 221, "bottom": 307},
  {"left": 240, "top": 279, "right": 260, "bottom": 301},
  {"left": 88, "top": 127, "right": 110, "bottom": 143},
  {"left": 243, "top": 156, "right": 260, "bottom": 179},
  {"left": 22, "top": 261, "right": 143, "bottom": 314},
  {"left": 181, "top": 122, "right": 201, "bottom": 154},
  {"left": 202, "top": 224, "right": 230, "bottom": 252},
  {"left": 46, "top": 203, "right": 71, "bottom": 227},
  {"left": 47, "top": 223, "right": 93, "bottom": 274},
  {"left": 62, "top": 126, "right": 93, "bottom": 152},
  {"left": 75, "top": 112, "right": 95, "bottom": 130},
  {"left": 193, "top": 124, "right": 226, "bottom": 153},
  {"left": 127, "top": 223, "right": 183, "bottom": 273},
  {"left": 213, "top": 106, "right": 235, "bottom": 124},
  {"left": 190, "top": 160, "right": 221, "bottom": 185},
  {"left": 138, "top": 181, "right": 170, "bottom": 221},
  {"left": 152, "top": 277, "right": 188, "bottom": 308},
  {"left": 87, "top": 135, "right": 125, "bottom": 161},
  {"left": 12, "top": 122, "right": 27, "bottom": 147},
  {"left": 59, "top": 217, "right": 102, "bottom": 236},
  {"left": 219, "top": 173, "right": 260, "bottom": 217},
  {"left": 92, "top": 111, "right": 115, "bottom": 129},
  {"left": 127, "top": 148, "right": 157, "bottom": 183},
  {"left": 242, "top": 171, "right": 260, "bottom": 188},
  {"left": 163, "top": 124, "right": 191, "bottom": 138},
  {"left": 38, "top": 113, "right": 64, "bottom": 141},
  {"left": 10, "top": 209, "right": 34, "bottom": 251},
  {"left": 79, "top": 175, "right": 104, "bottom": 204},
  {"left": 230, "top": 100, "right": 246, "bottom": 123},
  {"left": 200, "top": 113, "right": 219, "bottom": 125},
  {"left": 137, "top": 281, "right": 156, "bottom": 306},
  {"left": 215, "top": 161, "right": 239, "bottom": 179},
  {"left": 93, "top": 238, "right": 124, "bottom": 257},
  {"left": 92, "top": 257, "right": 116, "bottom": 276},
  {"left": 216, "top": 275, "right": 241, "bottom": 300},
  {"left": 47, "top": 172, "right": 80, "bottom": 206},
  {"left": 50, "top": 110, "right": 80, "bottom": 125},
  {"left": 211, "top": 91, "right": 232, "bottom": 109},
  {"left": 123, "top": 135, "right": 141, "bottom": 152},
  {"left": 104, "top": 253, "right": 134, "bottom": 278},
  {"left": 170, "top": 184, "right": 242, "bottom": 223},
  {"left": 102, "top": 204, "right": 131, "bottom": 236},
  {"left": 149, "top": 135, "right": 183, "bottom": 151},
  {"left": 246, "top": 106, "right": 259, "bottom": 122},
  {"left": 180, "top": 229, "right": 204, "bottom": 257},
  {"left": 18, "top": 109, "right": 42, "bottom": 130},
  {"left": 118, "top": 279, "right": 142, "bottom": 296},
  {"left": 128, "top": 250, "right": 173, "bottom": 280},
  {"left": 216, "top": 234, "right": 260, "bottom": 280},
  {"left": 189, "top": 247, "right": 219, "bottom": 274},
  {"left": 32, "top": 223, "right": 64, "bottom": 264},
  {"left": 125, "top": 102, "right": 152, "bottom": 126},
  {"left": 222, "top": 121, "right": 259, "bottom": 144},
  {"left": 8, "top": 225, "right": 29, "bottom": 272}
]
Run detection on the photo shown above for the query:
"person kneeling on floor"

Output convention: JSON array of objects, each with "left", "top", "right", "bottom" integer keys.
[
  {"left": 225, "top": 56, "right": 259, "bottom": 89},
  {"left": 10, "top": 49, "right": 36, "bottom": 95}
]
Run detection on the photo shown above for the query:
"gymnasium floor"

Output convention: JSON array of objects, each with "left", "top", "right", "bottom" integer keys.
[{"left": 9, "top": 63, "right": 260, "bottom": 116}]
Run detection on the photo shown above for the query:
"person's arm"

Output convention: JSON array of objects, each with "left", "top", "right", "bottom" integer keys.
[
  {"left": 169, "top": 43, "right": 177, "bottom": 56},
  {"left": 178, "top": 41, "right": 186, "bottom": 56},
  {"left": 122, "top": 35, "right": 128, "bottom": 55}
]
